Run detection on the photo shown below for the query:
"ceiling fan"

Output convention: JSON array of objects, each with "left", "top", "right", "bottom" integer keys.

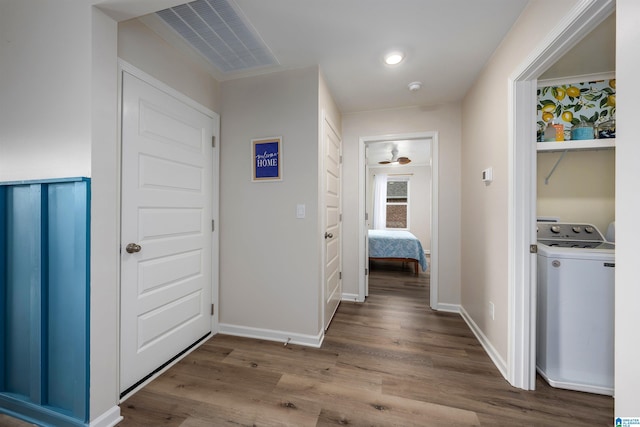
[{"left": 379, "top": 147, "right": 411, "bottom": 165}]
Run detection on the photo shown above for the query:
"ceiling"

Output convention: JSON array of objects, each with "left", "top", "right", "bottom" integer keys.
[
  {"left": 138, "top": 0, "right": 530, "bottom": 113},
  {"left": 131, "top": 0, "right": 614, "bottom": 168}
]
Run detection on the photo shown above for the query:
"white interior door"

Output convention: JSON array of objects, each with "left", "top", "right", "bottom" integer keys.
[
  {"left": 323, "top": 115, "right": 342, "bottom": 330},
  {"left": 120, "top": 71, "right": 215, "bottom": 395},
  {"left": 364, "top": 147, "right": 370, "bottom": 297}
]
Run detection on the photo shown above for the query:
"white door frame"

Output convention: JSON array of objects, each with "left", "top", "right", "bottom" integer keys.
[
  {"left": 358, "top": 131, "right": 439, "bottom": 309},
  {"left": 507, "top": 0, "right": 614, "bottom": 389},
  {"left": 117, "top": 60, "right": 220, "bottom": 397}
]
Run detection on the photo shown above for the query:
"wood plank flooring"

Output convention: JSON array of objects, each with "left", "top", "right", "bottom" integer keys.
[
  {"left": 115, "top": 259, "right": 612, "bottom": 426},
  {"left": 1, "top": 259, "right": 612, "bottom": 426}
]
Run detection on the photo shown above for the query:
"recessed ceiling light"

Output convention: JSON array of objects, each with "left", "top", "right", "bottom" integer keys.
[{"left": 384, "top": 51, "right": 404, "bottom": 65}]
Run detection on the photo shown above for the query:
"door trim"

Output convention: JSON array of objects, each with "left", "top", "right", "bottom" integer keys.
[
  {"left": 116, "top": 59, "right": 220, "bottom": 399},
  {"left": 358, "top": 131, "right": 438, "bottom": 309},
  {"left": 507, "top": 0, "right": 614, "bottom": 390}
]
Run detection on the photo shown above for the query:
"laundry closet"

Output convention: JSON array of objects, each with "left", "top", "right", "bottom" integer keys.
[
  {"left": 534, "top": 14, "right": 616, "bottom": 396},
  {"left": 536, "top": 13, "right": 615, "bottom": 232}
]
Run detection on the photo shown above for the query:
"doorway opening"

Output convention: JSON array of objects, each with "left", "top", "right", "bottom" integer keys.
[
  {"left": 508, "top": 0, "right": 614, "bottom": 390},
  {"left": 358, "top": 131, "right": 439, "bottom": 309}
]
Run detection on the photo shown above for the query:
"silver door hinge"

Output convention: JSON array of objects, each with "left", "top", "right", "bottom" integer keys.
[
  {"left": 340, "top": 155, "right": 343, "bottom": 164},
  {"left": 212, "top": 220, "right": 215, "bottom": 232},
  {"left": 339, "top": 272, "right": 342, "bottom": 280},
  {"left": 212, "top": 136, "right": 216, "bottom": 147},
  {"left": 530, "top": 244, "right": 538, "bottom": 254},
  {"left": 339, "top": 214, "right": 342, "bottom": 222},
  {"left": 365, "top": 268, "right": 369, "bottom": 276},
  {"left": 211, "top": 304, "right": 215, "bottom": 315},
  {"left": 365, "top": 212, "right": 369, "bottom": 221}
]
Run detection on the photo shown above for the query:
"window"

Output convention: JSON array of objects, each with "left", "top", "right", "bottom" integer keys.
[{"left": 386, "top": 178, "right": 409, "bottom": 229}]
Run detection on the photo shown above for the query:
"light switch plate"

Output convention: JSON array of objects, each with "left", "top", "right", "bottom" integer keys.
[
  {"left": 482, "top": 167, "right": 493, "bottom": 183},
  {"left": 296, "top": 204, "right": 305, "bottom": 219}
]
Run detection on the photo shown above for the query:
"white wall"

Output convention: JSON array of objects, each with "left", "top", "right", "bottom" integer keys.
[
  {"left": 118, "top": 18, "right": 221, "bottom": 113},
  {"left": 341, "top": 104, "right": 462, "bottom": 303},
  {"left": 461, "top": 0, "right": 580, "bottom": 361},
  {"left": 615, "top": 0, "right": 640, "bottom": 417},
  {"left": 537, "top": 150, "right": 615, "bottom": 234},
  {"left": 366, "top": 165, "right": 431, "bottom": 249},
  {"left": 219, "top": 67, "right": 325, "bottom": 341},
  {"left": 91, "top": 7, "right": 120, "bottom": 423},
  {"left": 0, "top": 1, "right": 93, "bottom": 181},
  {"left": 319, "top": 71, "right": 342, "bottom": 132}
]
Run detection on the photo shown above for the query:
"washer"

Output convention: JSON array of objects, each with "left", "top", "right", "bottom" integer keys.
[{"left": 536, "top": 222, "right": 615, "bottom": 396}]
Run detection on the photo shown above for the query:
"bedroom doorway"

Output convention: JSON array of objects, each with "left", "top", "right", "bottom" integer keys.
[{"left": 358, "top": 131, "right": 439, "bottom": 309}]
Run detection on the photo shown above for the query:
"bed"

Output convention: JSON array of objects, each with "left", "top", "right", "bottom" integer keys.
[{"left": 368, "top": 230, "right": 428, "bottom": 275}]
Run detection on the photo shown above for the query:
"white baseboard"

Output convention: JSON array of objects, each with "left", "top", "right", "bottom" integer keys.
[
  {"left": 434, "top": 303, "right": 460, "bottom": 313},
  {"left": 218, "top": 323, "right": 324, "bottom": 348},
  {"left": 459, "top": 305, "right": 508, "bottom": 380},
  {"left": 90, "top": 406, "right": 123, "bottom": 427},
  {"left": 341, "top": 292, "right": 364, "bottom": 302}
]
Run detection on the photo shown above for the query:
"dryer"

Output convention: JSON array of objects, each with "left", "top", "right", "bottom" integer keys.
[{"left": 536, "top": 222, "right": 615, "bottom": 396}]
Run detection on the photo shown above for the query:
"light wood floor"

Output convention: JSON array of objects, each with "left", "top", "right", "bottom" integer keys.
[{"left": 0, "top": 259, "right": 613, "bottom": 426}]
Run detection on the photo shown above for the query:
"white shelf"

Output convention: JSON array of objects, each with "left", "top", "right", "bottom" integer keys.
[{"left": 537, "top": 138, "right": 615, "bottom": 152}]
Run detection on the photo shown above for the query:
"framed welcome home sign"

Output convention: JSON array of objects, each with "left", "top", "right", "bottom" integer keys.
[{"left": 252, "top": 136, "right": 282, "bottom": 182}]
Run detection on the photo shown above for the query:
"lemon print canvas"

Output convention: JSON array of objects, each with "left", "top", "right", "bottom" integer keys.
[{"left": 537, "top": 78, "right": 616, "bottom": 141}]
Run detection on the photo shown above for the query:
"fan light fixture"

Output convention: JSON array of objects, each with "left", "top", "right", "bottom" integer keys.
[
  {"left": 384, "top": 51, "right": 404, "bottom": 65},
  {"left": 379, "top": 147, "right": 411, "bottom": 165},
  {"left": 408, "top": 81, "right": 423, "bottom": 92}
]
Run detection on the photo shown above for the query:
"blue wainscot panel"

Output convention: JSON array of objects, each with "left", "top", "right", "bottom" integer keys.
[{"left": 0, "top": 178, "right": 90, "bottom": 427}]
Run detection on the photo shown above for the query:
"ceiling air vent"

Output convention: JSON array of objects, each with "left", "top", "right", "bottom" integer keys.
[{"left": 156, "top": 0, "right": 277, "bottom": 73}]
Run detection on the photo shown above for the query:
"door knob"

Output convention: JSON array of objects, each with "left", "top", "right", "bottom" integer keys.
[
  {"left": 126, "top": 243, "right": 142, "bottom": 253},
  {"left": 324, "top": 232, "right": 333, "bottom": 239}
]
